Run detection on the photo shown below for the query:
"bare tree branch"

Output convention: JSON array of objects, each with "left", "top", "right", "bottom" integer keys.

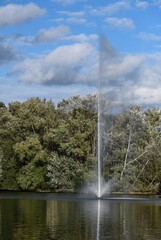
[{"left": 120, "top": 128, "right": 131, "bottom": 180}]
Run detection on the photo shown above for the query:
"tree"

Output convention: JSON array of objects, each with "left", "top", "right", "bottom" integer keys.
[
  {"left": 14, "top": 137, "right": 49, "bottom": 191},
  {"left": 103, "top": 106, "right": 161, "bottom": 192},
  {"left": 47, "top": 108, "right": 97, "bottom": 166},
  {"left": 57, "top": 94, "right": 98, "bottom": 114},
  {"left": 0, "top": 102, "right": 6, "bottom": 108},
  {"left": 47, "top": 152, "right": 85, "bottom": 190},
  {"left": 0, "top": 148, "right": 3, "bottom": 180},
  {"left": 0, "top": 95, "right": 160, "bottom": 193}
]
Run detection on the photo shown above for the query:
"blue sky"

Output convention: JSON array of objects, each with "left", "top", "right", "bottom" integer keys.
[{"left": 0, "top": 0, "right": 161, "bottom": 105}]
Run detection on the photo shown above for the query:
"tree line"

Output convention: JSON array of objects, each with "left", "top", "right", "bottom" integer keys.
[{"left": 0, "top": 95, "right": 160, "bottom": 193}]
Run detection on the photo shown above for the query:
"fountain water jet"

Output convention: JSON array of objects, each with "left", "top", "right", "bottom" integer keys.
[
  {"left": 97, "top": 34, "right": 114, "bottom": 199},
  {"left": 82, "top": 35, "right": 114, "bottom": 198}
]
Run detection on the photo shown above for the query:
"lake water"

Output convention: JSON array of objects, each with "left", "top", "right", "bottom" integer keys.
[{"left": 0, "top": 192, "right": 161, "bottom": 240}]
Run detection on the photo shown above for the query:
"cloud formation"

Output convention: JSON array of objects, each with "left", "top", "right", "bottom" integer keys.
[
  {"left": 66, "top": 17, "right": 87, "bottom": 24},
  {"left": 57, "top": 10, "right": 86, "bottom": 24},
  {"left": 135, "top": 1, "right": 149, "bottom": 9},
  {"left": 152, "top": 0, "right": 161, "bottom": 9},
  {"left": 8, "top": 43, "right": 96, "bottom": 85},
  {"left": 101, "top": 55, "right": 145, "bottom": 82},
  {"left": 34, "top": 25, "right": 70, "bottom": 43},
  {"left": 65, "top": 34, "right": 98, "bottom": 42},
  {"left": 12, "top": 26, "right": 97, "bottom": 46},
  {"left": 90, "top": 1, "right": 130, "bottom": 16},
  {"left": 0, "top": 3, "right": 46, "bottom": 28},
  {"left": 0, "top": 37, "right": 20, "bottom": 65},
  {"left": 98, "top": 49, "right": 161, "bottom": 105},
  {"left": 7, "top": 35, "right": 161, "bottom": 105},
  {"left": 138, "top": 32, "right": 161, "bottom": 41},
  {"left": 57, "top": 11, "right": 85, "bottom": 17},
  {"left": 11, "top": 25, "right": 71, "bottom": 45},
  {"left": 106, "top": 17, "right": 135, "bottom": 30}
]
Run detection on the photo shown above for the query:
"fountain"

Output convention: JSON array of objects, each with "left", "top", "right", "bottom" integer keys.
[{"left": 96, "top": 34, "right": 114, "bottom": 199}]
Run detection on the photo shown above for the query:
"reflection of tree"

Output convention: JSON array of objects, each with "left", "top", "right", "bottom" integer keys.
[
  {"left": 46, "top": 199, "right": 161, "bottom": 240},
  {"left": 46, "top": 200, "right": 95, "bottom": 240},
  {"left": 96, "top": 200, "right": 161, "bottom": 240},
  {"left": 0, "top": 198, "right": 50, "bottom": 239},
  {"left": 0, "top": 197, "right": 161, "bottom": 239},
  {"left": 120, "top": 201, "right": 161, "bottom": 240}
]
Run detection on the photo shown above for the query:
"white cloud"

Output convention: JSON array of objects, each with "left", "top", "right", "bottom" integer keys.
[
  {"left": 133, "top": 87, "right": 161, "bottom": 104},
  {"left": 57, "top": 11, "right": 85, "bottom": 17},
  {"left": 11, "top": 28, "right": 97, "bottom": 47},
  {"left": 45, "top": 43, "right": 93, "bottom": 66},
  {"left": 7, "top": 36, "right": 161, "bottom": 105},
  {"left": 11, "top": 35, "right": 34, "bottom": 47},
  {"left": 152, "top": 0, "right": 161, "bottom": 9},
  {"left": 65, "top": 34, "right": 98, "bottom": 42},
  {"left": 106, "top": 17, "right": 135, "bottom": 30},
  {"left": 0, "top": 37, "right": 20, "bottom": 65},
  {"left": 0, "top": 3, "right": 46, "bottom": 28},
  {"left": 0, "top": 43, "right": 17, "bottom": 65},
  {"left": 8, "top": 43, "right": 96, "bottom": 85},
  {"left": 35, "top": 25, "right": 70, "bottom": 43},
  {"left": 101, "top": 54, "right": 145, "bottom": 81},
  {"left": 51, "top": 0, "right": 86, "bottom": 5},
  {"left": 138, "top": 32, "right": 161, "bottom": 41},
  {"left": 12, "top": 25, "right": 70, "bottom": 45},
  {"left": 66, "top": 17, "right": 87, "bottom": 24},
  {"left": 50, "top": 18, "right": 64, "bottom": 23},
  {"left": 86, "top": 37, "right": 161, "bottom": 105},
  {"left": 57, "top": 10, "right": 86, "bottom": 24},
  {"left": 99, "top": 51, "right": 161, "bottom": 105},
  {"left": 90, "top": 1, "right": 130, "bottom": 16},
  {"left": 135, "top": 1, "right": 149, "bottom": 9}
]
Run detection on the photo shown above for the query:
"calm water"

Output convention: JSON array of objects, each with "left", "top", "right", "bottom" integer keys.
[{"left": 0, "top": 192, "right": 161, "bottom": 240}]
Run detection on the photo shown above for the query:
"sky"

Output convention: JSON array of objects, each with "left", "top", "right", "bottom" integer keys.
[{"left": 0, "top": 0, "right": 161, "bottom": 106}]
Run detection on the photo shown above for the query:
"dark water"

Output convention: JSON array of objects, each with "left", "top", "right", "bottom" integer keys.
[{"left": 0, "top": 192, "right": 161, "bottom": 240}]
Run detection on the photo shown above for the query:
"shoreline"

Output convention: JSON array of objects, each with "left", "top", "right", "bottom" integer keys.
[{"left": 0, "top": 189, "right": 160, "bottom": 195}]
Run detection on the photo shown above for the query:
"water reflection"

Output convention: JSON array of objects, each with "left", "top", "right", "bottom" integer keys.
[
  {"left": 96, "top": 200, "right": 100, "bottom": 240},
  {"left": 0, "top": 194, "right": 161, "bottom": 239}
]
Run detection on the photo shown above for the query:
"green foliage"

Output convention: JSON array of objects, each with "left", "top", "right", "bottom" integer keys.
[
  {"left": 0, "top": 95, "right": 160, "bottom": 193},
  {"left": 0, "top": 148, "right": 3, "bottom": 179},
  {"left": 14, "top": 137, "right": 42, "bottom": 164},
  {"left": 47, "top": 153, "right": 85, "bottom": 190},
  {"left": 0, "top": 95, "right": 96, "bottom": 192},
  {"left": 50, "top": 108, "right": 97, "bottom": 163},
  {"left": 0, "top": 102, "right": 6, "bottom": 108},
  {"left": 13, "top": 137, "right": 49, "bottom": 191},
  {"left": 18, "top": 163, "right": 47, "bottom": 191},
  {"left": 1, "top": 157, "right": 19, "bottom": 190}
]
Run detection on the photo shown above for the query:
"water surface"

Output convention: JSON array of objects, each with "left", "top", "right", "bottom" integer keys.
[{"left": 0, "top": 192, "right": 161, "bottom": 240}]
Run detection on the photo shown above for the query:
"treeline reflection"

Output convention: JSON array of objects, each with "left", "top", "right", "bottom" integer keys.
[{"left": 0, "top": 198, "right": 161, "bottom": 239}]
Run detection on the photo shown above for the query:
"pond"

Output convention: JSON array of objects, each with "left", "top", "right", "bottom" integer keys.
[{"left": 0, "top": 192, "right": 161, "bottom": 240}]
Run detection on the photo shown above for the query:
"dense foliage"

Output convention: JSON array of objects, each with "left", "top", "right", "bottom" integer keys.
[
  {"left": 103, "top": 106, "right": 161, "bottom": 193},
  {"left": 0, "top": 95, "right": 160, "bottom": 193}
]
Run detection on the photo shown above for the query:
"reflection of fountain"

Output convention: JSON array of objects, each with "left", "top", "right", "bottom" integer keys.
[{"left": 96, "top": 200, "right": 100, "bottom": 240}]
